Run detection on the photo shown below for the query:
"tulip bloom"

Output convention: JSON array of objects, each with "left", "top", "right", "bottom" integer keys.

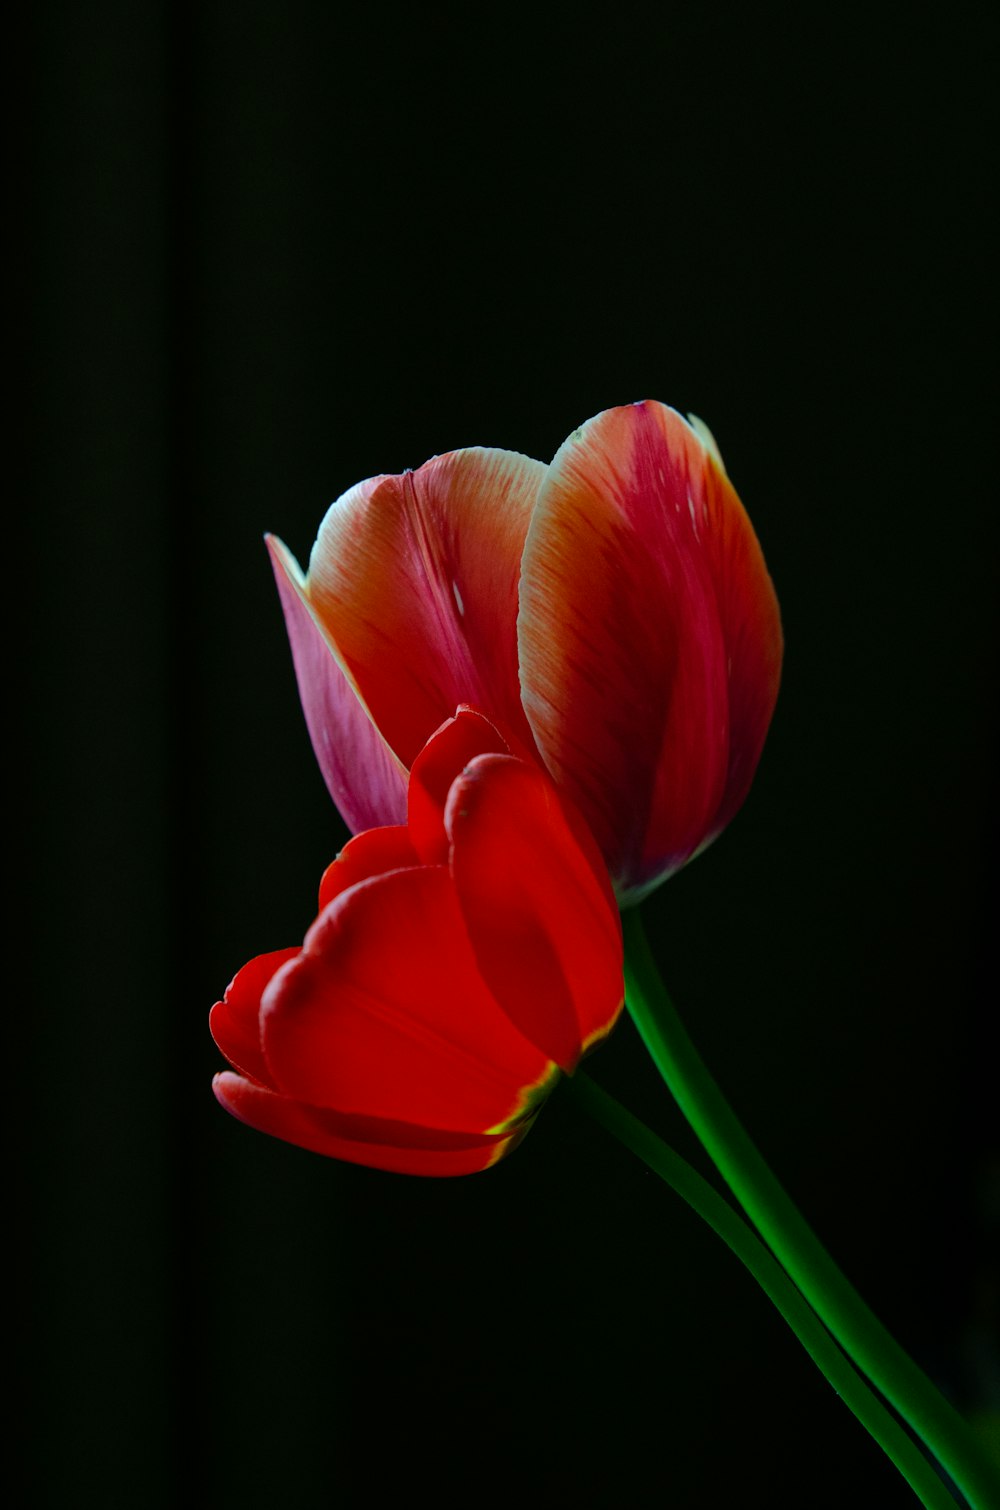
[
  {"left": 211, "top": 709, "right": 624, "bottom": 1174},
  {"left": 270, "top": 402, "right": 782, "bottom": 903}
]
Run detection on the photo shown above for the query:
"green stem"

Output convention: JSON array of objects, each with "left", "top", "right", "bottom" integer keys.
[
  {"left": 622, "top": 907, "right": 998, "bottom": 1509},
  {"left": 564, "top": 1071, "right": 957, "bottom": 1510}
]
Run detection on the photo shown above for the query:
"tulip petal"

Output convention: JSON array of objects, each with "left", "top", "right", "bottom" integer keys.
[
  {"left": 518, "top": 401, "right": 782, "bottom": 897},
  {"left": 447, "top": 755, "right": 624, "bottom": 1070},
  {"left": 261, "top": 866, "right": 558, "bottom": 1136},
  {"left": 210, "top": 947, "right": 300, "bottom": 1086},
  {"left": 302, "top": 450, "right": 545, "bottom": 768},
  {"left": 317, "top": 825, "right": 420, "bottom": 912},
  {"left": 683, "top": 420, "right": 784, "bottom": 849},
  {"left": 268, "top": 533, "right": 408, "bottom": 832},
  {"left": 407, "top": 707, "right": 509, "bottom": 864},
  {"left": 213, "top": 1073, "right": 529, "bottom": 1175}
]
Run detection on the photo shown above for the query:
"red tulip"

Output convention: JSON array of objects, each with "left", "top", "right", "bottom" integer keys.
[
  {"left": 211, "top": 709, "right": 624, "bottom": 1174},
  {"left": 270, "top": 402, "right": 782, "bottom": 902}
]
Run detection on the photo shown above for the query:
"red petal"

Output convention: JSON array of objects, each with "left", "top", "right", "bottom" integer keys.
[
  {"left": 518, "top": 402, "right": 782, "bottom": 898},
  {"left": 302, "top": 450, "right": 544, "bottom": 768},
  {"left": 317, "top": 825, "right": 420, "bottom": 912},
  {"left": 268, "top": 534, "right": 408, "bottom": 832},
  {"left": 261, "top": 867, "right": 558, "bottom": 1135},
  {"left": 213, "top": 1073, "right": 529, "bottom": 1175},
  {"left": 210, "top": 947, "right": 299, "bottom": 1087},
  {"left": 447, "top": 755, "right": 624, "bottom": 1070},
  {"left": 407, "top": 707, "right": 509, "bottom": 864}
]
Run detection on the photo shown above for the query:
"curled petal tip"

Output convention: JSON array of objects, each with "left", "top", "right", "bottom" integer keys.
[{"left": 686, "top": 412, "right": 727, "bottom": 473}]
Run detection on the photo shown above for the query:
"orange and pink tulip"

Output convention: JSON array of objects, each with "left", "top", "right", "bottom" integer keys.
[{"left": 270, "top": 401, "right": 782, "bottom": 903}]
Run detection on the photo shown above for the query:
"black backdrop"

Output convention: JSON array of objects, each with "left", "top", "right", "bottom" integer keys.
[{"left": 27, "top": 6, "right": 996, "bottom": 1508}]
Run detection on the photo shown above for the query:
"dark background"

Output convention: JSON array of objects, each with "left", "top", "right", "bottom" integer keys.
[{"left": 26, "top": 5, "right": 996, "bottom": 1507}]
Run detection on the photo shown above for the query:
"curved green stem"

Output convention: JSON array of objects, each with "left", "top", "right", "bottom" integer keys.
[
  {"left": 564, "top": 1071, "right": 957, "bottom": 1509},
  {"left": 622, "top": 907, "right": 998, "bottom": 1509}
]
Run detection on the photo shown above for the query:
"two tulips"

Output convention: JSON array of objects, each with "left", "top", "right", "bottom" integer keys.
[{"left": 212, "top": 400, "right": 783, "bottom": 1174}]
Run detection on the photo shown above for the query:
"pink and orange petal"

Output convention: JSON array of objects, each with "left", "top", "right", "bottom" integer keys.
[
  {"left": 298, "top": 448, "right": 545, "bottom": 769},
  {"left": 268, "top": 533, "right": 408, "bottom": 832},
  {"left": 518, "top": 401, "right": 782, "bottom": 899}
]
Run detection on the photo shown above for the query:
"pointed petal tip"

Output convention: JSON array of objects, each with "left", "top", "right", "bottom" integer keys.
[
  {"left": 265, "top": 532, "right": 305, "bottom": 583},
  {"left": 554, "top": 401, "right": 721, "bottom": 476},
  {"left": 266, "top": 517, "right": 409, "bottom": 832}
]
